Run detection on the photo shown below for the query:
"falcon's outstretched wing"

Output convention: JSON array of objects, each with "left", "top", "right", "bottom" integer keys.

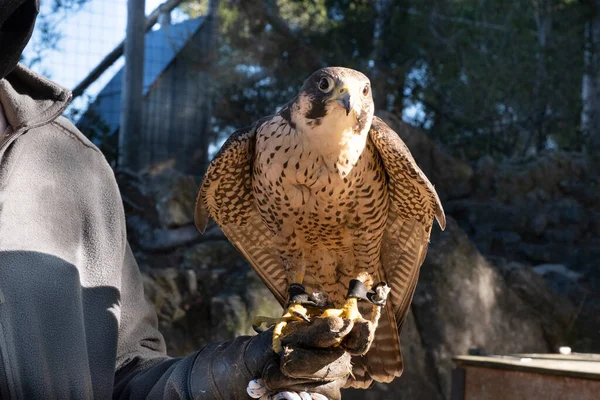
[
  {"left": 348, "top": 116, "right": 446, "bottom": 387},
  {"left": 195, "top": 118, "right": 288, "bottom": 305},
  {"left": 371, "top": 116, "right": 445, "bottom": 321}
]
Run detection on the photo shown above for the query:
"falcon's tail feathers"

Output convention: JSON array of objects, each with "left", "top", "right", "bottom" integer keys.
[{"left": 345, "top": 299, "right": 403, "bottom": 388}]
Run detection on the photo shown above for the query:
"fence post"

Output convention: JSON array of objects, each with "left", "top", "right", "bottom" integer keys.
[{"left": 119, "top": 0, "right": 146, "bottom": 171}]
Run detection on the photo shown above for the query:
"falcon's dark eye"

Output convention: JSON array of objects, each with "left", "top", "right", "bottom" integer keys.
[
  {"left": 362, "top": 84, "right": 370, "bottom": 96},
  {"left": 318, "top": 77, "right": 334, "bottom": 93}
]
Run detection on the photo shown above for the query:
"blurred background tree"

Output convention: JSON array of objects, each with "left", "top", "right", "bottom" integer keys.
[
  {"left": 179, "top": 0, "right": 594, "bottom": 162},
  {"left": 25, "top": 0, "right": 597, "bottom": 163}
]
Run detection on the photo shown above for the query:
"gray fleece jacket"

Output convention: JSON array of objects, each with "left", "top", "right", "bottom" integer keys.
[{"left": 0, "top": 65, "right": 273, "bottom": 399}]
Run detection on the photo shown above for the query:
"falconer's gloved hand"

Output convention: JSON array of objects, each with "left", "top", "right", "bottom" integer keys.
[{"left": 189, "top": 316, "right": 377, "bottom": 400}]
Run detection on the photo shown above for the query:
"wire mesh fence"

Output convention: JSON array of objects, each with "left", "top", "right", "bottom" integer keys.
[
  {"left": 23, "top": 0, "right": 214, "bottom": 173},
  {"left": 19, "top": 0, "right": 597, "bottom": 172}
]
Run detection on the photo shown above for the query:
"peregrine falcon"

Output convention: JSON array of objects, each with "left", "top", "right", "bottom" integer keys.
[{"left": 195, "top": 67, "right": 445, "bottom": 387}]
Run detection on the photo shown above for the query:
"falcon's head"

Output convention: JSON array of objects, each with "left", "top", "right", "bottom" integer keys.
[{"left": 290, "top": 67, "right": 375, "bottom": 138}]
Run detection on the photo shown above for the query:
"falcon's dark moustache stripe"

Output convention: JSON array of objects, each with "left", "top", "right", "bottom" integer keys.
[
  {"left": 305, "top": 97, "right": 328, "bottom": 120},
  {"left": 357, "top": 108, "right": 371, "bottom": 133},
  {"left": 279, "top": 103, "right": 297, "bottom": 129}
]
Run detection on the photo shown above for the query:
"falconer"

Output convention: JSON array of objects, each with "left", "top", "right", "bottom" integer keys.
[{"left": 0, "top": 1, "right": 355, "bottom": 399}]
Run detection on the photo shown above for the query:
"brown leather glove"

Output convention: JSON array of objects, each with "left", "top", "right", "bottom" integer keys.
[
  {"left": 190, "top": 316, "right": 376, "bottom": 400},
  {"left": 281, "top": 316, "right": 377, "bottom": 357},
  {"left": 258, "top": 316, "right": 377, "bottom": 400}
]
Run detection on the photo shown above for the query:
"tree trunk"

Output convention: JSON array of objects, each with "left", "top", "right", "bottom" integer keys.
[
  {"left": 370, "top": 0, "right": 393, "bottom": 110},
  {"left": 119, "top": 0, "right": 146, "bottom": 171},
  {"left": 186, "top": 0, "right": 220, "bottom": 175},
  {"left": 581, "top": 0, "right": 600, "bottom": 161},
  {"left": 532, "top": 0, "right": 552, "bottom": 154}
]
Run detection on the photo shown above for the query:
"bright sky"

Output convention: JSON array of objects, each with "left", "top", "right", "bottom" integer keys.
[
  {"left": 22, "top": 0, "right": 425, "bottom": 126},
  {"left": 23, "top": 0, "right": 181, "bottom": 112}
]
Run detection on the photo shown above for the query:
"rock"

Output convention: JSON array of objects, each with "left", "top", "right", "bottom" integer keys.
[
  {"left": 530, "top": 213, "right": 548, "bottom": 236},
  {"left": 548, "top": 198, "right": 585, "bottom": 226},
  {"left": 210, "top": 295, "right": 250, "bottom": 340},
  {"left": 590, "top": 212, "right": 600, "bottom": 236},
  {"left": 244, "top": 269, "right": 283, "bottom": 322},
  {"left": 138, "top": 224, "right": 202, "bottom": 252},
  {"left": 117, "top": 167, "right": 201, "bottom": 249},
  {"left": 524, "top": 188, "right": 551, "bottom": 204},
  {"left": 142, "top": 268, "right": 195, "bottom": 355},
  {"left": 473, "top": 155, "right": 496, "bottom": 197},
  {"left": 497, "top": 231, "right": 522, "bottom": 245},
  {"left": 144, "top": 240, "right": 283, "bottom": 353},
  {"left": 182, "top": 240, "right": 247, "bottom": 271},
  {"left": 501, "top": 262, "right": 577, "bottom": 351},
  {"left": 445, "top": 199, "right": 529, "bottom": 235},
  {"left": 411, "top": 217, "right": 553, "bottom": 397},
  {"left": 543, "top": 227, "right": 581, "bottom": 243},
  {"left": 490, "top": 152, "right": 589, "bottom": 203},
  {"left": 518, "top": 243, "right": 580, "bottom": 265},
  {"left": 116, "top": 168, "right": 161, "bottom": 226},
  {"left": 343, "top": 311, "right": 443, "bottom": 400},
  {"left": 151, "top": 169, "right": 198, "bottom": 228},
  {"left": 142, "top": 268, "right": 187, "bottom": 324},
  {"left": 442, "top": 149, "right": 598, "bottom": 271},
  {"left": 571, "top": 268, "right": 600, "bottom": 353},
  {"left": 533, "top": 264, "right": 582, "bottom": 281}
]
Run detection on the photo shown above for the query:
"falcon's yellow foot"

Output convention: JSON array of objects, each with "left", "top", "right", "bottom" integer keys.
[
  {"left": 320, "top": 297, "right": 362, "bottom": 321},
  {"left": 318, "top": 298, "right": 363, "bottom": 347},
  {"left": 251, "top": 316, "right": 281, "bottom": 332},
  {"left": 272, "top": 303, "right": 310, "bottom": 353},
  {"left": 318, "top": 279, "right": 391, "bottom": 346}
]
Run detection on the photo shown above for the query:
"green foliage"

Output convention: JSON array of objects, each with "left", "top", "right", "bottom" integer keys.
[{"left": 184, "top": 0, "right": 591, "bottom": 160}]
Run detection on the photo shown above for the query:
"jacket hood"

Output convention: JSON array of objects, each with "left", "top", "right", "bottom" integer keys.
[{"left": 0, "top": 0, "right": 39, "bottom": 80}]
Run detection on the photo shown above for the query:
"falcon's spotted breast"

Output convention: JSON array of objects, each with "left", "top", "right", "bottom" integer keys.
[{"left": 195, "top": 67, "right": 445, "bottom": 387}]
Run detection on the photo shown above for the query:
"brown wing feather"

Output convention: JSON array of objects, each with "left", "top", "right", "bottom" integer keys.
[
  {"left": 195, "top": 119, "right": 288, "bottom": 304},
  {"left": 347, "top": 116, "right": 445, "bottom": 386},
  {"left": 370, "top": 116, "right": 445, "bottom": 232}
]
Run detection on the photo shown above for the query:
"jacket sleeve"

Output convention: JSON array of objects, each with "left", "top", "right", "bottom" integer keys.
[
  {"left": 0, "top": 115, "right": 270, "bottom": 399},
  {"left": 112, "top": 241, "right": 274, "bottom": 400},
  {"left": 57, "top": 130, "right": 275, "bottom": 397}
]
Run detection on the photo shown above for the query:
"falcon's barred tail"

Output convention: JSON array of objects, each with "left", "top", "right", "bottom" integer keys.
[
  {"left": 346, "top": 302, "right": 402, "bottom": 388},
  {"left": 345, "top": 209, "right": 433, "bottom": 387}
]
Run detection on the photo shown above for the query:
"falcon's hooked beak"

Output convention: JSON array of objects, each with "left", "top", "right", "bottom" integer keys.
[{"left": 333, "top": 87, "right": 353, "bottom": 116}]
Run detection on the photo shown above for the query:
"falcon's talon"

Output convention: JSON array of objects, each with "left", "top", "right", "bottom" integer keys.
[
  {"left": 284, "top": 303, "right": 310, "bottom": 321},
  {"left": 368, "top": 282, "right": 391, "bottom": 306},
  {"left": 271, "top": 303, "right": 311, "bottom": 353},
  {"left": 251, "top": 316, "right": 280, "bottom": 332},
  {"left": 292, "top": 311, "right": 311, "bottom": 322}
]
